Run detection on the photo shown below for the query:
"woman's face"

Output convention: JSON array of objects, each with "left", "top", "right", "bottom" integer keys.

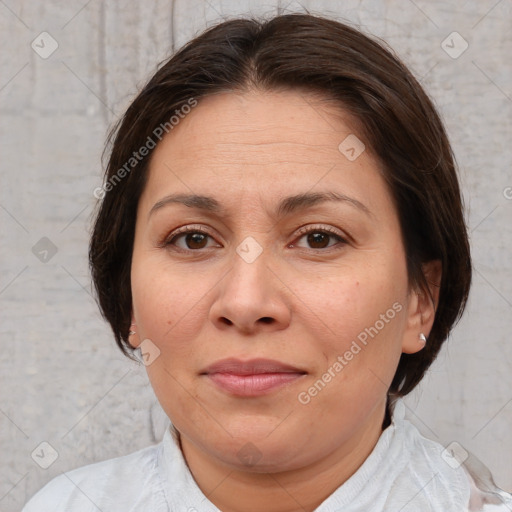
[{"left": 130, "top": 90, "right": 427, "bottom": 473}]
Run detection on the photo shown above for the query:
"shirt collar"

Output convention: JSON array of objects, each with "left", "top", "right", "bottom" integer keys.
[{"left": 157, "top": 399, "right": 409, "bottom": 511}]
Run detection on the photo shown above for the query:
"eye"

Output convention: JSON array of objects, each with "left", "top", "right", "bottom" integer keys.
[
  {"left": 291, "top": 225, "right": 348, "bottom": 250},
  {"left": 163, "top": 225, "right": 220, "bottom": 250},
  {"left": 161, "top": 224, "right": 348, "bottom": 252}
]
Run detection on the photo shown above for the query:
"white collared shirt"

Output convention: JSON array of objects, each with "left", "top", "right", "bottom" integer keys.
[{"left": 22, "top": 400, "right": 512, "bottom": 511}]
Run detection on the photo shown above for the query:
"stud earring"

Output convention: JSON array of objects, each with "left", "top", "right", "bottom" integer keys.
[
  {"left": 129, "top": 322, "right": 136, "bottom": 337},
  {"left": 419, "top": 333, "right": 427, "bottom": 343}
]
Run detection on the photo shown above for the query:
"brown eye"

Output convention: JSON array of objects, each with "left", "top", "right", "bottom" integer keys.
[
  {"left": 292, "top": 226, "right": 347, "bottom": 250},
  {"left": 182, "top": 232, "right": 209, "bottom": 249},
  {"left": 164, "top": 227, "right": 219, "bottom": 251},
  {"left": 306, "top": 232, "right": 331, "bottom": 249}
]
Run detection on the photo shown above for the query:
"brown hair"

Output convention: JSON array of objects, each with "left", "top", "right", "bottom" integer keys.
[{"left": 89, "top": 13, "right": 471, "bottom": 399}]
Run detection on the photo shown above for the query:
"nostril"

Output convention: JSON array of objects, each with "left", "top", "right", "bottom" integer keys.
[
  {"left": 220, "top": 317, "right": 233, "bottom": 326},
  {"left": 259, "top": 317, "right": 274, "bottom": 324}
]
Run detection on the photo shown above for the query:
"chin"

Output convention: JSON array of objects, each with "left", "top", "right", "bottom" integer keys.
[
  {"left": 202, "top": 422, "right": 310, "bottom": 473},
  {"left": 219, "top": 440, "right": 309, "bottom": 474}
]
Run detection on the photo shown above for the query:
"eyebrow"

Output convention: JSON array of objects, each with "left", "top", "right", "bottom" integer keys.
[{"left": 148, "top": 191, "right": 372, "bottom": 219}]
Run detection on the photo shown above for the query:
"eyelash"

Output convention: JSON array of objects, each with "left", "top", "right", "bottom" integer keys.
[{"left": 161, "top": 224, "right": 349, "bottom": 252}]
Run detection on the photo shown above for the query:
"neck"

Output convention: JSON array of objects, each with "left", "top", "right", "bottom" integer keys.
[{"left": 179, "top": 401, "right": 388, "bottom": 512}]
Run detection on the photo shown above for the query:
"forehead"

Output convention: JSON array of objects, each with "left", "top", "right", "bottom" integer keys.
[
  {"left": 139, "top": 89, "right": 388, "bottom": 216},
  {"left": 161, "top": 90, "right": 361, "bottom": 160}
]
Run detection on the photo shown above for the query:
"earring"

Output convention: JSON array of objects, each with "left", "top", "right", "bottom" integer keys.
[
  {"left": 129, "top": 322, "right": 136, "bottom": 337},
  {"left": 419, "top": 333, "right": 427, "bottom": 344}
]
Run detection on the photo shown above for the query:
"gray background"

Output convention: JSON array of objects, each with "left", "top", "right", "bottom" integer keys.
[{"left": 1, "top": 1, "right": 511, "bottom": 510}]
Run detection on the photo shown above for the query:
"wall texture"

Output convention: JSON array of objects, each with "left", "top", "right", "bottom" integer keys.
[{"left": 1, "top": 1, "right": 511, "bottom": 510}]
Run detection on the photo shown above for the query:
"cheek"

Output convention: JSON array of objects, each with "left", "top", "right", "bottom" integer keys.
[
  {"left": 303, "top": 267, "right": 408, "bottom": 387},
  {"left": 131, "top": 262, "right": 210, "bottom": 427},
  {"left": 307, "top": 263, "right": 406, "bottom": 337},
  {"left": 131, "top": 258, "right": 206, "bottom": 349}
]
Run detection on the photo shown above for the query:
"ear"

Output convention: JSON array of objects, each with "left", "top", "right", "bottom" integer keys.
[
  {"left": 402, "top": 260, "right": 442, "bottom": 354},
  {"left": 128, "top": 312, "right": 141, "bottom": 349}
]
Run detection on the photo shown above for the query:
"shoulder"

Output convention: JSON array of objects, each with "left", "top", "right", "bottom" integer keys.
[
  {"left": 463, "top": 449, "right": 512, "bottom": 511},
  {"left": 391, "top": 419, "right": 470, "bottom": 510},
  {"left": 22, "top": 442, "right": 168, "bottom": 512},
  {"left": 390, "top": 417, "right": 512, "bottom": 511}
]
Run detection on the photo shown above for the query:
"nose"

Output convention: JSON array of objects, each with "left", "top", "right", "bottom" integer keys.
[{"left": 209, "top": 243, "right": 292, "bottom": 334}]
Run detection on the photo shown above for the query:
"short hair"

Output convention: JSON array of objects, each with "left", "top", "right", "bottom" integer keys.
[{"left": 89, "top": 13, "right": 472, "bottom": 399}]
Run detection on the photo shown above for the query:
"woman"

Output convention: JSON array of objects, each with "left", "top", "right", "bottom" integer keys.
[{"left": 22, "top": 13, "right": 512, "bottom": 512}]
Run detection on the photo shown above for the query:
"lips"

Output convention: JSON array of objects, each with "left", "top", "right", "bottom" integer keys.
[{"left": 201, "top": 358, "right": 307, "bottom": 396}]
